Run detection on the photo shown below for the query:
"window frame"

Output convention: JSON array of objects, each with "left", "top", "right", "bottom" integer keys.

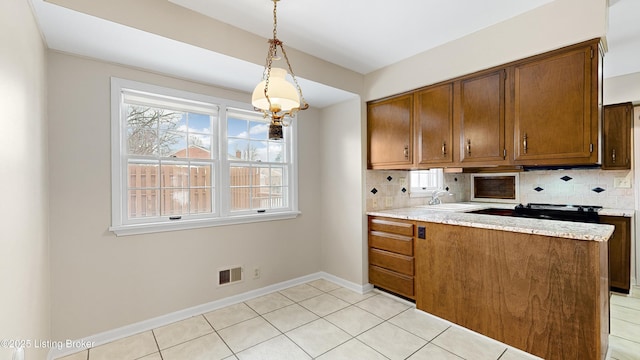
[
  {"left": 408, "top": 169, "right": 445, "bottom": 198},
  {"left": 110, "top": 78, "right": 299, "bottom": 236}
]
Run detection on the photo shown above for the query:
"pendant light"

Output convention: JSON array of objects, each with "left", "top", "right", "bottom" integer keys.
[{"left": 252, "top": 0, "right": 308, "bottom": 140}]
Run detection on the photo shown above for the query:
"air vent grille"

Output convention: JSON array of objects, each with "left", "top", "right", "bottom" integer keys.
[{"left": 218, "top": 266, "right": 243, "bottom": 286}]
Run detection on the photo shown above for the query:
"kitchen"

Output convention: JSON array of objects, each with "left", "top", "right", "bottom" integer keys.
[
  {"left": 3, "top": 0, "right": 640, "bottom": 359},
  {"left": 364, "top": 37, "right": 637, "bottom": 358}
]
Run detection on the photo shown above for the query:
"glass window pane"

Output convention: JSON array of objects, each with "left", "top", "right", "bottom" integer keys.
[
  {"left": 256, "top": 166, "right": 271, "bottom": 186},
  {"left": 161, "top": 188, "right": 189, "bottom": 216},
  {"left": 230, "top": 187, "right": 250, "bottom": 211},
  {"left": 188, "top": 134, "right": 213, "bottom": 159},
  {"left": 249, "top": 121, "right": 269, "bottom": 140},
  {"left": 230, "top": 166, "right": 256, "bottom": 187},
  {"left": 188, "top": 112, "right": 211, "bottom": 133},
  {"left": 159, "top": 130, "right": 187, "bottom": 158},
  {"left": 228, "top": 139, "right": 249, "bottom": 160},
  {"left": 271, "top": 186, "right": 286, "bottom": 208},
  {"left": 128, "top": 163, "right": 159, "bottom": 188},
  {"left": 268, "top": 142, "right": 284, "bottom": 162},
  {"left": 228, "top": 118, "right": 249, "bottom": 138},
  {"left": 250, "top": 141, "right": 268, "bottom": 162},
  {"left": 252, "top": 187, "right": 270, "bottom": 209},
  {"left": 128, "top": 189, "right": 159, "bottom": 218},
  {"left": 158, "top": 111, "right": 186, "bottom": 131},
  {"left": 190, "top": 188, "right": 212, "bottom": 214},
  {"left": 127, "top": 128, "right": 158, "bottom": 156},
  {"left": 161, "top": 164, "right": 189, "bottom": 188},
  {"left": 270, "top": 167, "right": 285, "bottom": 186},
  {"left": 189, "top": 164, "right": 212, "bottom": 187}
]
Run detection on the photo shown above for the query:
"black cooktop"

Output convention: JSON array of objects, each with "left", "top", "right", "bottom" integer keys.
[{"left": 471, "top": 203, "right": 603, "bottom": 223}]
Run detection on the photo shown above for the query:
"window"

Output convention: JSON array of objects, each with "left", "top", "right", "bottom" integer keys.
[
  {"left": 111, "top": 78, "right": 298, "bottom": 235},
  {"left": 226, "top": 108, "right": 289, "bottom": 213},
  {"left": 409, "top": 169, "right": 444, "bottom": 197}
]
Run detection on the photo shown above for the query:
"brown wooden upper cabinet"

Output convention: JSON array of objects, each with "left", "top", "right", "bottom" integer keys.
[
  {"left": 414, "top": 83, "right": 454, "bottom": 166},
  {"left": 367, "top": 94, "right": 413, "bottom": 169},
  {"left": 458, "top": 69, "right": 508, "bottom": 165},
  {"left": 366, "top": 39, "right": 602, "bottom": 169},
  {"left": 602, "top": 102, "right": 632, "bottom": 170},
  {"left": 512, "top": 41, "right": 600, "bottom": 165}
]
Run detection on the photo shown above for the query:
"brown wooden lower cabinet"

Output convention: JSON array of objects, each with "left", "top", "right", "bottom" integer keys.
[
  {"left": 415, "top": 222, "right": 609, "bottom": 360},
  {"left": 601, "top": 216, "right": 631, "bottom": 293},
  {"left": 368, "top": 216, "right": 415, "bottom": 299}
]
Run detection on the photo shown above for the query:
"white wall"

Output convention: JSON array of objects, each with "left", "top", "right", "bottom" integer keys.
[
  {"left": 319, "top": 98, "right": 366, "bottom": 284},
  {"left": 47, "top": 52, "right": 324, "bottom": 340},
  {"left": 364, "top": 0, "right": 608, "bottom": 101},
  {"left": 0, "top": 0, "right": 50, "bottom": 359}
]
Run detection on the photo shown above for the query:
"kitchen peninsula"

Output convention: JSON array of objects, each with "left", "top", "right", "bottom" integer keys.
[{"left": 367, "top": 206, "right": 614, "bottom": 360}]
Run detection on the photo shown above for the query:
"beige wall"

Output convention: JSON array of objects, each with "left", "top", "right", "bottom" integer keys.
[
  {"left": 0, "top": 0, "right": 50, "bottom": 359},
  {"left": 48, "top": 52, "right": 324, "bottom": 340},
  {"left": 319, "top": 98, "right": 366, "bottom": 284},
  {"left": 605, "top": 72, "right": 640, "bottom": 104},
  {"left": 364, "top": 0, "right": 608, "bottom": 101},
  {"left": 47, "top": 0, "right": 363, "bottom": 95}
]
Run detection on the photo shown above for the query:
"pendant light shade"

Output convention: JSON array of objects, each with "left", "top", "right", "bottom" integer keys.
[
  {"left": 252, "top": 68, "right": 300, "bottom": 112},
  {"left": 253, "top": 0, "right": 308, "bottom": 140}
]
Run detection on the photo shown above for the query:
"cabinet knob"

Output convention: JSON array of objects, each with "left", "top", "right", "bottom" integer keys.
[
  {"left": 523, "top": 133, "right": 528, "bottom": 154},
  {"left": 442, "top": 142, "right": 447, "bottom": 157},
  {"left": 612, "top": 148, "right": 616, "bottom": 163},
  {"left": 403, "top": 145, "right": 409, "bottom": 160},
  {"left": 466, "top": 139, "right": 471, "bottom": 155}
]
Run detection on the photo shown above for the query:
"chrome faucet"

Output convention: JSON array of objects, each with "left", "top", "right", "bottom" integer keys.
[{"left": 429, "top": 189, "right": 451, "bottom": 205}]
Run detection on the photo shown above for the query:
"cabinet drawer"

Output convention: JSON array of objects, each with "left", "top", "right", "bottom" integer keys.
[
  {"left": 369, "top": 265, "right": 414, "bottom": 298},
  {"left": 369, "top": 231, "right": 413, "bottom": 256},
  {"left": 369, "top": 248, "right": 414, "bottom": 275},
  {"left": 369, "top": 217, "right": 414, "bottom": 236}
]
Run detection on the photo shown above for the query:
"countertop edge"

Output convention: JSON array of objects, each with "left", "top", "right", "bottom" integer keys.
[{"left": 367, "top": 206, "right": 617, "bottom": 242}]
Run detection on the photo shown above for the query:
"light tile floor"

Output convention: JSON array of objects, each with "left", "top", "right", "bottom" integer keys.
[
  {"left": 57, "top": 281, "right": 640, "bottom": 360},
  {"left": 609, "top": 287, "right": 640, "bottom": 360}
]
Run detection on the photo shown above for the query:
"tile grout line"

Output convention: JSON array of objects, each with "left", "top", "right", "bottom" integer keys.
[{"left": 149, "top": 328, "right": 163, "bottom": 360}]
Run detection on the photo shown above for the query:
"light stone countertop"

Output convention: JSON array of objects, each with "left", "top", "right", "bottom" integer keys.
[
  {"left": 367, "top": 202, "right": 620, "bottom": 242},
  {"left": 600, "top": 208, "right": 635, "bottom": 217}
]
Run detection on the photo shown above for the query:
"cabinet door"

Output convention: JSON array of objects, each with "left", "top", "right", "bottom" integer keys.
[
  {"left": 602, "top": 103, "right": 632, "bottom": 170},
  {"left": 458, "top": 70, "right": 507, "bottom": 164},
  {"left": 414, "top": 84, "right": 453, "bottom": 166},
  {"left": 415, "top": 222, "right": 606, "bottom": 359},
  {"left": 601, "top": 216, "right": 631, "bottom": 293},
  {"left": 367, "top": 94, "right": 413, "bottom": 169},
  {"left": 512, "top": 43, "right": 598, "bottom": 165}
]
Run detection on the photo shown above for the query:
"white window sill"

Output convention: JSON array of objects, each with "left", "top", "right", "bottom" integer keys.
[{"left": 110, "top": 211, "right": 301, "bottom": 236}]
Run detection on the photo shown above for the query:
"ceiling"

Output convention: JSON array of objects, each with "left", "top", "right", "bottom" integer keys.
[{"left": 31, "top": 0, "right": 640, "bottom": 108}]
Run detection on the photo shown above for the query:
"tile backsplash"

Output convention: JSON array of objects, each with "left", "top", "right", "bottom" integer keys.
[{"left": 366, "top": 169, "right": 635, "bottom": 211}]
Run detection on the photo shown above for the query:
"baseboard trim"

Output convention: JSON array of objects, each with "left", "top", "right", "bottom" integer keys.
[{"left": 48, "top": 272, "right": 370, "bottom": 360}]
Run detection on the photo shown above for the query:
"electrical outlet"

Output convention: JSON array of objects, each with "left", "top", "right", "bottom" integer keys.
[
  {"left": 399, "top": 177, "right": 407, "bottom": 186},
  {"left": 614, "top": 176, "right": 632, "bottom": 188},
  {"left": 372, "top": 198, "right": 378, "bottom": 208},
  {"left": 253, "top": 268, "right": 261, "bottom": 279},
  {"left": 385, "top": 196, "right": 393, "bottom": 207}
]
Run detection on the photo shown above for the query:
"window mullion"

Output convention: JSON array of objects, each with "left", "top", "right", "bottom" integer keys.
[{"left": 219, "top": 105, "right": 231, "bottom": 217}]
